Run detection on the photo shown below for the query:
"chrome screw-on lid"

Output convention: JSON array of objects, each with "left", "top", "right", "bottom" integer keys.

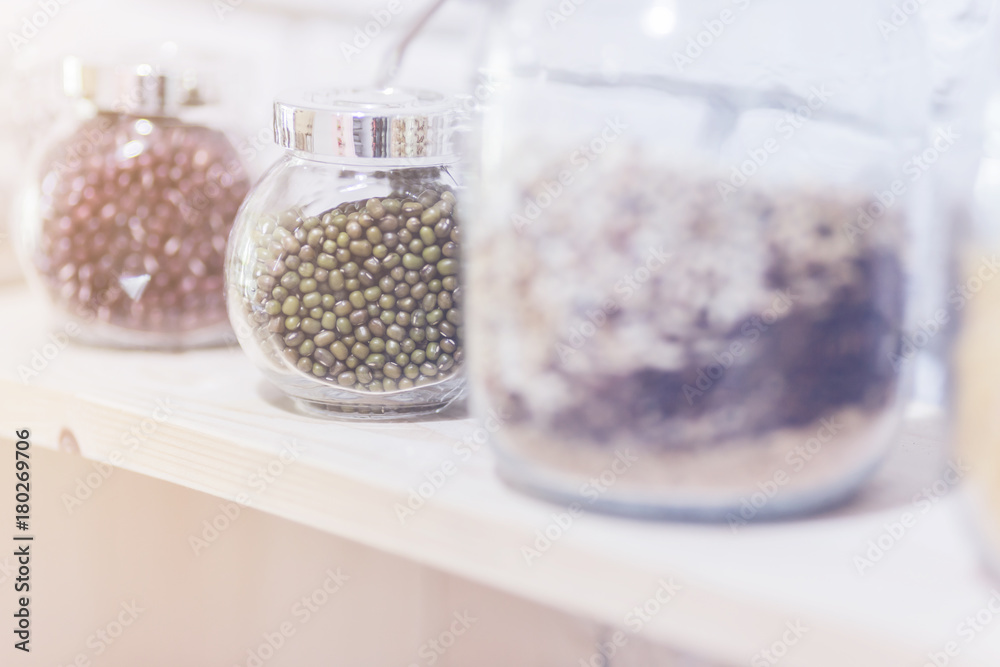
[
  {"left": 63, "top": 57, "right": 214, "bottom": 116},
  {"left": 273, "top": 88, "right": 461, "bottom": 160}
]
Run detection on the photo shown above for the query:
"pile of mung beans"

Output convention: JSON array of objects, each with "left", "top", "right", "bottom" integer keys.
[{"left": 246, "top": 186, "right": 462, "bottom": 393}]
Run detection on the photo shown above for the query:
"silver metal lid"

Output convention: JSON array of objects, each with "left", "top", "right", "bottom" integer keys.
[
  {"left": 273, "top": 88, "right": 461, "bottom": 160},
  {"left": 63, "top": 57, "right": 214, "bottom": 116}
]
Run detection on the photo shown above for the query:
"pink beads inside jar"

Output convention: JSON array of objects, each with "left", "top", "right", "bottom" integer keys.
[{"left": 33, "top": 113, "right": 249, "bottom": 344}]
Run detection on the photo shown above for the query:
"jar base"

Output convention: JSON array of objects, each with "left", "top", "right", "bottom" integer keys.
[
  {"left": 491, "top": 406, "right": 902, "bottom": 522},
  {"left": 292, "top": 396, "right": 466, "bottom": 422},
  {"left": 57, "top": 316, "right": 235, "bottom": 351},
  {"left": 495, "top": 452, "right": 887, "bottom": 522},
  {"left": 259, "top": 370, "right": 467, "bottom": 422}
]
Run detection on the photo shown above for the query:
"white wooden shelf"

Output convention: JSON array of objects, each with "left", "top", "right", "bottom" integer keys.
[{"left": 0, "top": 282, "right": 997, "bottom": 666}]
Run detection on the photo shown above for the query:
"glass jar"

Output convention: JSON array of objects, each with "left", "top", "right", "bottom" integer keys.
[
  {"left": 0, "top": 63, "right": 45, "bottom": 285},
  {"left": 909, "top": 0, "right": 1000, "bottom": 408},
  {"left": 469, "top": 0, "right": 930, "bottom": 519},
  {"left": 226, "top": 88, "right": 465, "bottom": 418},
  {"left": 957, "top": 24, "right": 1000, "bottom": 572},
  {"left": 18, "top": 58, "right": 250, "bottom": 348}
]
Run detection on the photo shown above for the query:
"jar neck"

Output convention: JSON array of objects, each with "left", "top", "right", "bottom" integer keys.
[
  {"left": 286, "top": 148, "right": 457, "bottom": 170},
  {"left": 94, "top": 109, "right": 182, "bottom": 123}
]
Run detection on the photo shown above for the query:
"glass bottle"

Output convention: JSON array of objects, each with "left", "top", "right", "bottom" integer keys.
[
  {"left": 19, "top": 58, "right": 250, "bottom": 348},
  {"left": 468, "top": 0, "right": 930, "bottom": 519},
  {"left": 956, "top": 7, "right": 1000, "bottom": 568},
  {"left": 226, "top": 88, "right": 465, "bottom": 418}
]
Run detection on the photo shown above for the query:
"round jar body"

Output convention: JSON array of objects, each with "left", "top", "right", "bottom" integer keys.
[
  {"left": 227, "top": 153, "right": 465, "bottom": 418},
  {"left": 21, "top": 111, "right": 250, "bottom": 348},
  {"left": 469, "top": 0, "right": 930, "bottom": 519}
]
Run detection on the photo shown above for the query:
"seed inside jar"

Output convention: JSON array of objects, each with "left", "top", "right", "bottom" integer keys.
[
  {"left": 474, "top": 147, "right": 906, "bottom": 470},
  {"left": 34, "top": 114, "right": 250, "bottom": 336},
  {"left": 244, "top": 187, "right": 462, "bottom": 393}
]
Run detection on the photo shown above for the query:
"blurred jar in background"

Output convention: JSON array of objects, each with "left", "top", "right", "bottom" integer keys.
[
  {"left": 469, "top": 0, "right": 931, "bottom": 519},
  {"left": 17, "top": 57, "right": 250, "bottom": 348},
  {"left": 0, "top": 68, "right": 24, "bottom": 284},
  {"left": 911, "top": 0, "right": 1000, "bottom": 410},
  {"left": 958, "top": 33, "right": 1000, "bottom": 571},
  {"left": 0, "top": 60, "right": 61, "bottom": 285}
]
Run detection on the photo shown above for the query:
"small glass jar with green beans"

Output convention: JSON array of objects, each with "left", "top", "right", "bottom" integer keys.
[{"left": 226, "top": 89, "right": 465, "bottom": 417}]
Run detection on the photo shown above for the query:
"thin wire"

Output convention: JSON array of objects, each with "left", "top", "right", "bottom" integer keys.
[{"left": 374, "top": 0, "right": 450, "bottom": 89}]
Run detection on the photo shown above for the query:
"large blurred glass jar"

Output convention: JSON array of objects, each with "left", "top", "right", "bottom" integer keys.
[
  {"left": 226, "top": 89, "right": 465, "bottom": 418},
  {"left": 469, "top": 0, "right": 930, "bottom": 518},
  {"left": 18, "top": 58, "right": 250, "bottom": 348}
]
